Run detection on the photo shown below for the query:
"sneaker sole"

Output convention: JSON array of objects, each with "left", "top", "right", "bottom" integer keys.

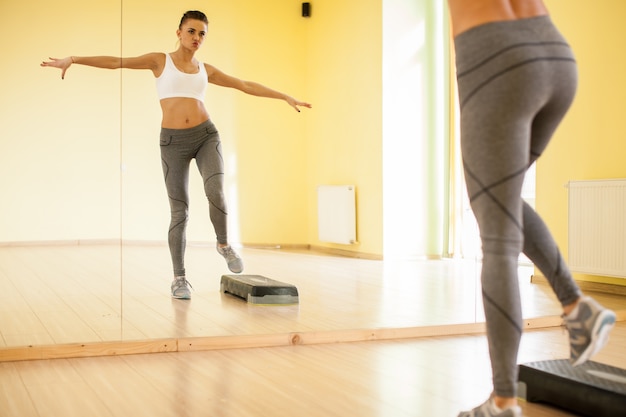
[
  {"left": 172, "top": 293, "right": 191, "bottom": 300},
  {"left": 572, "top": 309, "right": 616, "bottom": 366}
]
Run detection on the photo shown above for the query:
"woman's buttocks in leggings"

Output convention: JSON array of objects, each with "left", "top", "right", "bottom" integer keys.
[{"left": 454, "top": 15, "right": 577, "bottom": 256}]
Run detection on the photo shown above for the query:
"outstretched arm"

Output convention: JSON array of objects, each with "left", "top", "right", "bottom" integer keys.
[
  {"left": 41, "top": 53, "right": 163, "bottom": 79},
  {"left": 206, "top": 64, "right": 311, "bottom": 112}
]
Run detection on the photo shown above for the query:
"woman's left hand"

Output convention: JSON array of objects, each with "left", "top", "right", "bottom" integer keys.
[{"left": 287, "top": 96, "right": 312, "bottom": 112}]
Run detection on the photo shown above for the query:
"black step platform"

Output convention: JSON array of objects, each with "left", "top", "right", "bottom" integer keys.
[
  {"left": 220, "top": 274, "right": 299, "bottom": 305},
  {"left": 518, "top": 359, "right": 626, "bottom": 417}
]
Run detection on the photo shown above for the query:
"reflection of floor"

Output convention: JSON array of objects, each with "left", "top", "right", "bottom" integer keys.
[{"left": 1, "top": 244, "right": 625, "bottom": 352}]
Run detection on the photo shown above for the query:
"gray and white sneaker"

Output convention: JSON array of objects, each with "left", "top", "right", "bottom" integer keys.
[
  {"left": 171, "top": 276, "right": 192, "bottom": 299},
  {"left": 565, "top": 296, "right": 616, "bottom": 366},
  {"left": 217, "top": 244, "right": 244, "bottom": 273},
  {"left": 458, "top": 396, "right": 522, "bottom": 417}
]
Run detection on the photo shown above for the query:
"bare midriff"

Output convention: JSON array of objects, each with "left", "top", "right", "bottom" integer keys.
[
  {"left": 160, "top": 97, "right": 210, "bottom": 129},
  {"left": 448, "top": 0, "right": 549, "bottom": 37}
]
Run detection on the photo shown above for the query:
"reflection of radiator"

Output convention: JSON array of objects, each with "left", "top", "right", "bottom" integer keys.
[
  {"left": 317, "top": 185, "right": 357, "bottom": 244},
  {"left": 568, "top": 179, "right": 626, "bottom": 278}
]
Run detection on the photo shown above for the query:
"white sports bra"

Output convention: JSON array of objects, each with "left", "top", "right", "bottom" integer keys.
[{"left": 156, "top": 53, "right": 208, "bottom": 101}]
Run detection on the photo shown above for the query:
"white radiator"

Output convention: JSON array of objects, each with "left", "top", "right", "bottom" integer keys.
[
  {"left": 317, "top": 185, "right": 357, "bottom": 244},
  {"left": 568, "top": 179, "right": 626, "bottom": 278}
]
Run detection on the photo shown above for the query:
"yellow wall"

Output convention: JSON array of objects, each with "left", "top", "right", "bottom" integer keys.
[
  {"left": 1, "top": 1, "right": 310, "bottom": 245},
  {"left": 539, "top": 0, "right": 626, "bottom": 285},
  {"left": 118, "top": 1, "right": 311, "bottom": 245},
  {"left": 0, "top": 0, "right": 122, "bottom": 242},
  {"left": 10, "top": 0, "right": 619, "bottom": 272},
  {"left": 1, "top": 0, "right": 384, "bottom": 255},
  {"left": 304, "top": 0, "right": 384, "bottom": 256}
]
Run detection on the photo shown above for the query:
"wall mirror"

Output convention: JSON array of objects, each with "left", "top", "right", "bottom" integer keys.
[
  {"left": 1, "top": 0, "right": 123, "bottom": 348},
  {"left": 1, "top": 0, "right": 572, "bottom": 358}
]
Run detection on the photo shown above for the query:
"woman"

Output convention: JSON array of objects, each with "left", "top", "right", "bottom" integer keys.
[
  {"left": 448, "top": 1, "right": 615, "bottom": 416},
  {"left": 42, "top": 10, "right": 311, "bottom": 300}
]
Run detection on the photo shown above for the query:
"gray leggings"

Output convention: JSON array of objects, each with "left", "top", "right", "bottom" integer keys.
[
  {"left": 454, "top": 16, "right": 582, "bottom": 397},
  {"left": 160, "top": 120, "right": 227, "bottom": 277}
]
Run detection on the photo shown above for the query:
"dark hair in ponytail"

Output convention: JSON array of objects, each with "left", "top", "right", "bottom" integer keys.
[{"left": 179, "top": 10, "right": 208, "bottom": 29}]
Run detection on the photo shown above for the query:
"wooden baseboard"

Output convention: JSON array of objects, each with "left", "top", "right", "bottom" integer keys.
[
  {"left": 240, "top": 243, "right": 384, "bottom": 260},
  {"left": 306, "top": 245, "right": 383, "bottom": 260},
  {"left": 4, "top": 312, "right": 625, "bottom": 362},
  {"left": 1, "top": 324, "right": 487, "bottom": 362},
  {"left": 0, "top": 240, "right": 382, "bottom": 261},
  {"left": 0, "top": 339, "right": 177, "bottom": 362},
  {"left": 9, "top": 313, "right": 623, "bottom": 363},
  {"left": 532, "top": 274, "right": 626, "bottom": 296},
  {"left": 241, "top": 243, "right": 311, "bottom": 251},
  {"left": 0, "top": 239, "right": 122, "bottom": 247}
]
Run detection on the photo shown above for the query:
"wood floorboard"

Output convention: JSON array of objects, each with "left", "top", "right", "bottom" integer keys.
[
  {"left": 2, "top": 323, "right": 624, "bottom": 416},
  {"left": 1, "top": 244, "right": 625, "bottom": 415},
  {"left": 1, "top": 244, "right": 625, "bottom": 355}
]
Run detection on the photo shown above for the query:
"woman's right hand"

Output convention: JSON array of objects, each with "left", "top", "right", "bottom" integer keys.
[{"left": 40, "top": 56, "right": 73, "bottom": 79}]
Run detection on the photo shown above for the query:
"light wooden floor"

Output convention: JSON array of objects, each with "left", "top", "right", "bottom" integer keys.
[
  {"left": 2, "top": 243, "right": 625, "bottom": 350},
  {"left": 2, "top": 322, "right": 625, "bottom": 416},
  {"left": 1, "top": 244, "right": 625, "bottom": 415}
]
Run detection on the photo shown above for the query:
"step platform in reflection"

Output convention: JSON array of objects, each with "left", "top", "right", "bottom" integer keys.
[{"left": 220, "top": 274, "right": 299, "bottom": 305}]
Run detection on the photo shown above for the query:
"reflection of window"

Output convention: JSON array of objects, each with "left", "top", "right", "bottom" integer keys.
[
  {"left": 522, "top": 164, "right": 536, "bottom": 210},
  {"left": 382, "top": 1, "right": 449, "bottom": 260},
  {"left": 457, "top": 164, "right": 536, "bottom": 264},
  {"left": 449, "top": 46, "right": 536, "bottom": 264}
]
